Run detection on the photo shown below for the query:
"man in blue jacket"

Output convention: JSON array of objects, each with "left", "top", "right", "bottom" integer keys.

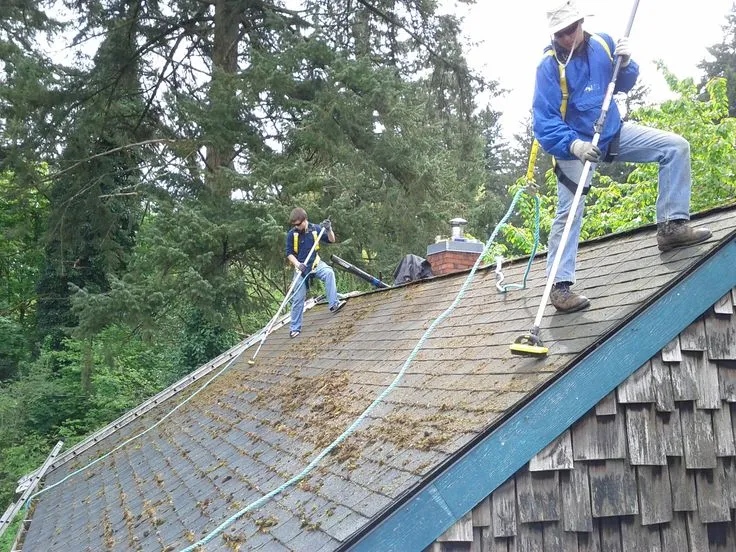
[
  {"left": 286, "top": 207, "right": 345, "bottom": 338},
  {"left": 533, "top": 0, "right": 712, "bottom": 312}
]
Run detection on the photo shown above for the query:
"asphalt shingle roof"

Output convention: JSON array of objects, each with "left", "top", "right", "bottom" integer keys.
[{"left": 19, "top": 206, "right": 736, "bottom": 551}]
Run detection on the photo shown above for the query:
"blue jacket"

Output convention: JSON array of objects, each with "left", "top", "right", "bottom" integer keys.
[
  {"left": 532, "top": 33, "right": 639, "bottom": 160},
  {"left": 285, "top": 223, "right": 329, "bottom": 267}
]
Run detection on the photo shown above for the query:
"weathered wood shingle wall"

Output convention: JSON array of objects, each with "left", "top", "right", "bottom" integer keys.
[{"left": 429, "top": 288, "right": 736, "bottom": 552}]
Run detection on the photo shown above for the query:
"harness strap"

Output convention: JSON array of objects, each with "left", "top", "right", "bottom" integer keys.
[
  {"left": 543, "top": 49, "right": 569, "bottom": 120},
  {"left": 543, "top": 34, "right": 615, "bottom": 195},
  {"left": 542, "top": 34, "right": 613, "bottom": 122},
  {"left": 554, "top": 164, "right": 583, "bottom": 194},
  {"left": 525, "top": 140, "right": 541, "bottom": 182},
  {"left": 590, "top": 33, "right": 613, "bottom": 61},
  {"left": 293, "top": 229, "right": 321, "bottom": 269}
]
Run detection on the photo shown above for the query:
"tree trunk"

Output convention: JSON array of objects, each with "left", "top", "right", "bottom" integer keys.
[
  {"left": 206, "top": 0, "right": 241, "bottom": 197},
  {"left": 81, "top": 339, "right": 93, "bottom": 394}
]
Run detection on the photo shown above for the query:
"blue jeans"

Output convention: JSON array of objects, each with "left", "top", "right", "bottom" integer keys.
[
  {"left": 547, "top": 122, "right": 692, "bottom": 284},
  {"left": 290, "top": 261, "right": 339, "bottom": 332}
]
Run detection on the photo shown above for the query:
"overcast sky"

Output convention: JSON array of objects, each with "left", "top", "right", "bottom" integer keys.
[{"left": 439, "top": 0, "right": 736, "bottom": 137}]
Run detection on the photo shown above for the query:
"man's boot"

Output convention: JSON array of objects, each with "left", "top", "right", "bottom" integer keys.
[
  {"left": 657, "top": 220, "right": 712, "bottom": 252},
  {"left": 550, "top": 281, "right": 590, "bottom": 313}
]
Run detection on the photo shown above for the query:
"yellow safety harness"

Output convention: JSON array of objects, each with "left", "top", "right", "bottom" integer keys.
[
  {"left": 293, "top": 229, "right": 321, "bottom": 270},
  {"left": 525, "top": 34, "right": 613, "bottom": 183}
]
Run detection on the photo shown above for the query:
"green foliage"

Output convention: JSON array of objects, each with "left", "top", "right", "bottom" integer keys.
[
  {"left": 0, "top": 327, "right": 182, "bottom": 505},
  {"left": 69, "top": 199, "right": 282, "bottom": 339},
  {"left": 0, "top": 317, "right": 28, "bottom": 381},
  {"left": 0, "top": 172, "right": 48, "bottom": 379},
  {"left": 501, "top": 71, "right": 736, "bottom": 256},
  {"left": 491, "top": 177, "right": 553, "bottom": 261},
  {"left": 178, "top": 308, "right": 238, "bottom": 370},
  {"left": 0, "top": 512, "right": 22, "bottom": 552},
  {"left": 0, "top": 429, "right": 49, "bottom": 507},
  {"left": 584, "top": 73, "right": 735, "bottom": 237},
  {"left": 700, "top": 4, "right": 736, "bottom": 117},
  {"left": 280, "top": 58, "right": 487, "bottom": 274}
]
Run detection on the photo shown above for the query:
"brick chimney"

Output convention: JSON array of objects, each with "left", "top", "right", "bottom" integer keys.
[{"left": 426, "top": 218, "right": 484, "bottom": 276}]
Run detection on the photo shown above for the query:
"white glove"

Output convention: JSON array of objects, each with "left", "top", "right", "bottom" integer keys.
[
  {"left": 570, "top": 139, "right": 601, "bottom": 163},
  {"left": 615, "top": 37, "right": 631, "bottom": 66}
]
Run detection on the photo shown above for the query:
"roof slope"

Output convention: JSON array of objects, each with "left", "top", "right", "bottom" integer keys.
[
  {"left": 21, "top": 206, "right": 736, "bottom": 552},
  {"left": 429, "top": 285, "right": 736, "bottom": 551}
]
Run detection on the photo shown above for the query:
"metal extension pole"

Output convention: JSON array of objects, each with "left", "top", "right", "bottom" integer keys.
[
  {"left": 248, "top": 226, "right": 326, "bottom": 365},
  {"left": 529, "top": 0, "right": 642, "bottom": 340}
]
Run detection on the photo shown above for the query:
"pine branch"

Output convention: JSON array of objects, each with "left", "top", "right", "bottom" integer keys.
[
  {"left": 354, "top": 0, "right": 488, "bottom": 88},
  {"left": 44, "top": 138, "right": 178, "bottom": 182}
]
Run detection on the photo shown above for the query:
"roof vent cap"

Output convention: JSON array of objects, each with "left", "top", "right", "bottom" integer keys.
[{"left": 449, "top": 218, "right": 468, "bottom": 241}]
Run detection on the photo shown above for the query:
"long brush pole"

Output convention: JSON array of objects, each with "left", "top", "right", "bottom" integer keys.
[
  {"left": 530, "top": 0, "right": 641, "bottom": 337},
  {"left": 248, "top": 226, "right": 326, "bottom": 365},
  {"left": 331, "top": 254, "right": 390, "bottom": 288}
]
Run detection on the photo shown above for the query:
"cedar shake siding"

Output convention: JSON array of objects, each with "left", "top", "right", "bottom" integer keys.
[{"left": 430, "top": 293, "right": 736, "bottom": 552}]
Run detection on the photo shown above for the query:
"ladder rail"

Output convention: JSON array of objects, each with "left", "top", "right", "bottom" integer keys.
[
  {"left": 0, "top": 441, "right": 64, "bottom": 540},
  {"left": 16, "top": 302, "right": 314, "bottom": 483}
]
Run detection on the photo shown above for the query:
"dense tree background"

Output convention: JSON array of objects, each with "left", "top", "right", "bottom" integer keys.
[
  {"left": 700, "top": 4, "right": 736, "bottom": 117},
  {"left": 0, "top": 0, "right": 510, "bottom": 510},
  {"left": 0, "top": 0, "right": 735, "bottom": 538}
]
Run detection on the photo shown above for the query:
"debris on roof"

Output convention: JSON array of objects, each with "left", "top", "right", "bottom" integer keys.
[{"left": 16, "top": 205, "right": 736, "bottom": 551}]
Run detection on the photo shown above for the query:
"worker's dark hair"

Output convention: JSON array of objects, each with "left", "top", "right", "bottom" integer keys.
[{"left": 289, "top": 207, "right": 307, "bottom": 225}]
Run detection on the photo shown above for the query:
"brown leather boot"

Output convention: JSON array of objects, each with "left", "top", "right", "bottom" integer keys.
[
  {"left": 657, "top": 220, "right": 712, "bottom": 252},
  {"left": 550, "top": 282, "right": 590, "bottom": 313}
]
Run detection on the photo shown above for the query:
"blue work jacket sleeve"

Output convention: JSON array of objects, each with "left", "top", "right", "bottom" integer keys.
[
  {"left": 614, "top": 46, "right": 639, "bottom": 94},
  {"left": 285, "top": 230, "right": 295, "bottom": 258},
  {"left": 532, "top": 58, "right": 578, "bottom": 160},
  {"left": 614, "top": 59, "right": 639, "bottom": 93}
]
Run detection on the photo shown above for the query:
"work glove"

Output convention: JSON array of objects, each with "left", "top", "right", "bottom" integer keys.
[
  {"left": 615, "top": 37, "right": 631, "bottom": 66},
  {"left": 321, "top": 219, "right": 332, "bottom": 231},
  {"left": 297, "top": 262, "right": 309, "bottom": 275},
  {"left": 569, "top": 139, "right": 602, "bottom": 163}
]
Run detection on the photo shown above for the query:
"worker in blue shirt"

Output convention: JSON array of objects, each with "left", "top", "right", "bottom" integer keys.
[
  {"left": 285, "top": 207, "right": 345, "bottom": 338},
  {"left": 533, "top": 0, "right": 711, "bottom": 313}
]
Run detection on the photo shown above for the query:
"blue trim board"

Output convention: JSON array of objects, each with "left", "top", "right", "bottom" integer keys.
[{"left": 349, "top": 237, "right": 736, "bottom": 552}]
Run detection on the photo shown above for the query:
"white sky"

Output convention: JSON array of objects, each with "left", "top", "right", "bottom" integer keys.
[{"left": 440, "top": 0, "right": 736, "bottom": 138}]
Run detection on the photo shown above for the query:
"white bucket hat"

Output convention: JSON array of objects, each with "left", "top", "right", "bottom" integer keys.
[{"left": 547, "top": 0, "right": 586, "bottom": 35}]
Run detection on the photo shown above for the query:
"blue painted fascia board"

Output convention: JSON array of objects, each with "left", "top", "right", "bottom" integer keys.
[{"left": 349, "top": 237, "right": 736, "bottom": 552}]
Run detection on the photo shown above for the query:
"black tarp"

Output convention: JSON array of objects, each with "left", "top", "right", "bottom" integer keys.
[{"left": 393, "top": 254, "right": 433, "bottom": 284}]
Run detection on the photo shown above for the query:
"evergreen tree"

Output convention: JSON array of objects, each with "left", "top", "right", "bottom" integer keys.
[
  {"left": 700, "top": 5, "right": 736, "bottom": 117},
  {"left": 35, "top": 0, "right": 152, "bottom": 351},
  {"left": 0, "top": 174, "right": 48, "bottom": 380},
  {"left": 53, "top": 0, "right": 506, "bottom": 336},
  {"left": 0, "top": 2, "right": 63, "bottom": 364}
]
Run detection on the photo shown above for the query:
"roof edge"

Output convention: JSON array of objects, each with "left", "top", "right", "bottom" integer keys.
[{"left": 342, "top": 231, "right": 736, "bottom": 551}]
